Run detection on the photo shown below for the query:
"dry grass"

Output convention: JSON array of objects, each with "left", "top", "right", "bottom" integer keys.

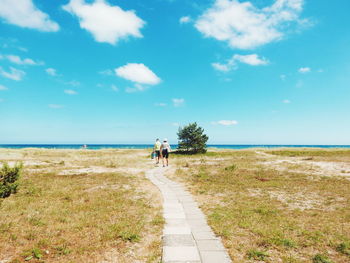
[
  {"left": 0, "top": 149, "right": 163, "bottom": 263},
  {"left": 169, "top": 149, "right": 350, "bottom": 263}
]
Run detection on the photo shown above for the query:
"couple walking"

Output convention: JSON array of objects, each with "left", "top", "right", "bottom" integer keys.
[{"left": 153, "top": 138, "right": 171, "bottom": 167}]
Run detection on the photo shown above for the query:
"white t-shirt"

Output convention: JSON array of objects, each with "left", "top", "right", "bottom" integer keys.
[{"left": 161, "top": 142, "right": 171, "bottom": 151}]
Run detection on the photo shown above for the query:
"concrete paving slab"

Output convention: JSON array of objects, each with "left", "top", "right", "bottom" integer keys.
[
  {"left": 199, "top": 251, "right": 231, "bottom": 263},
  {"left": 163, "top": 234, "right": 196, "bottom": 247},
  {"left": 163, "top": 246, "right": 201, "bottom": 262},
  {"left": 164, "top": 226, "right": 192, "bottom": 235}
]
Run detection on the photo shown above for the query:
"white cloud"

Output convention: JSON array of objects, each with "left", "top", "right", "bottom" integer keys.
[
  {"left": 172, "top": 98, "right": 185, "bottom": 107},
  {"left": 298, "top": 67, "right": 311, "bottom": 73},
  {"left": 0, "top": 84, "right": 8, "bottom": 90},
  {"left": 155, "top": 102, "right": 167, "bottom": 107},
  {"left": 111, "top": 84, "right": 118, "bottom": 92},
  {"left": 115, "top": 63, "right": 161, "bottom": 85},
  {"left": 195, "top": 0, "right": 306, "bottom": 49},
  {"left": 48, "top": 104, "right": 64, "bottom": 109},
  {"left": 233, "top": 54, "right": 268, "bottom": 66},
  {"left": 0, "top": 98, "right": 3, "bottom": 102},
  {"left": 4, "top": 54, "right": 43, "bottom": 65},
  {"left": 172, "top": 122, "right": 180, "bottom": 127},
  {"left": 212, "top": 53, "right": 268, "bottom": 72},
  {"left": 64, "top": 89, "right": 78, "bottom": 95},
  {"left": 0, "top": 66, "right": 25, "bottom": 81},
  {"left": 0, "top": 0, "right": 59, "bottom": 32},
  {"left": 280, "top": 74, "right": 286, "bottom": 80},
  {"left": 282, "top": 99, "right": 291, "bottom": 103},
  {"left": 63, "top": 0, "right": 145, "bottom": 45},
  {"left": 212, "top": 62, "right": 231, "bottom": 72},
  {"left": 179, "top": 16, "right": 191, "bottom": 24},
  {"left": 213, "top": 120, "right": 238, "bottom": 126},
  {"left": 46, "top": 68, "right": 58, "bottom": 76}
]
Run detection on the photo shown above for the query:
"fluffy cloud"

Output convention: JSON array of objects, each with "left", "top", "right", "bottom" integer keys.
[
  {"left": 282, "top": 99, "right": 291, "bottom": 103},
  {"left": 172, "top": 98, "right": 185, "bottom": 107},
  {"left": 213, "top": 120, "right": 238, "bottom": 126},
  {"left": 0, "top": 0, "right": 59, "bottom": 32},
  {"left": 46, "top": 68, "right": 58, "bottom": 76},
  {"left": 233, "top": 54, "right": 268, "bottom": 65},
  {"left": 0, "top": 84, "right": 8, "bottom": 90},
  {"left": 195, "top": 0, "right": 306, "bottom": 49},
  {"left": 298, "top": 67, "right": 311, "bottom": 73},
  {"left": 63, "top": 0, "right": 145, "bottom": 45},
  {"left": 0, "top": 66, "right": 25, "bottom": 81},
  {"left": 3, "top": 54, "right": 43, "bottom": 65},
  {"left": 115, "top": 63, "right": 161, "bottom": 85},
  {"left": 212, "top": 62, "right": 231, "bottom": 72},
  {"left": 64, "top": 89, "right": 78, "bottom": 95},
  {"left": 212, "top": 54, "right": 268, "bottom": 72},
  {"left": 179, "top": 16, "right": 191, "bottom": 24}
]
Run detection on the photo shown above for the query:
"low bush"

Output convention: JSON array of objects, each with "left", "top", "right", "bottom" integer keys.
[{"left": 0, "top": 162, "right": 22, "bottom": 199}]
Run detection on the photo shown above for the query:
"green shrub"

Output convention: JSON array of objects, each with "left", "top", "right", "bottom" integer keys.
[
  {"left": 336, "top": 242, "right": 350, "bottom": 256},
  {"left": 247, "top": 249, "right": 269, "bottom": 261},
  {"left": 0, "top": 162, "right": 22, "bottom": 199},
  {"left": 312, "top": 254, "right": 334, "bottom": 263}
]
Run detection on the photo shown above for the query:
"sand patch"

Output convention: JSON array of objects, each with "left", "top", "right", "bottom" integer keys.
[
  {"left": 58, "top": 166, "right": 145, "bottom": 176},
  {"left": 256, "top": 151, "right": 350, "bottom": 179},
  {"left": 248, "top": 189, "right": 345, "bottom": 211}
]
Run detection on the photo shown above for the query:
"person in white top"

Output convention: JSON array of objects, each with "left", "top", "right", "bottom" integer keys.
[{"left": 160, "top": 138, "right": 171, "bottom": 167}]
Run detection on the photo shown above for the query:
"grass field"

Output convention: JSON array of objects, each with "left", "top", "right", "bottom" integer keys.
[
  {"left": 170, "top": 149, "right": 350, "bottom": 263},
  {"left": 0, "top": 149, "right": 163, "bottom": 263},
  {"left": 1, "top": 148, "right": 349, "bottom": 263}
]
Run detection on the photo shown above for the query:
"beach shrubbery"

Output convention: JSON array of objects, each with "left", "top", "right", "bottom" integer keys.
[
  {"left": 0, "top": 162, "right": 22, "bottom": 199},
  {"left": 177, "top": 122, "right": 208, "bottom": 154}
]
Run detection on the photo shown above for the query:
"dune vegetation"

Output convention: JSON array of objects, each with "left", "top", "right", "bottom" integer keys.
[
  {"left": 0, "top": 149, "right": 163, "bottom": 263},
  {"left": 170, "top": 148, "right": 350, "bottom": 263}
]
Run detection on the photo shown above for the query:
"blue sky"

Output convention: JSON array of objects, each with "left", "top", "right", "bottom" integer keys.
[{"left": 0, "top": 0, "right": 349, "bottom": 144}]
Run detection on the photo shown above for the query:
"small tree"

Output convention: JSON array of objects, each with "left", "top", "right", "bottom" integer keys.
[
  {"left": 0, "top": 162, "right": 22, "bottom": 199},
  {"left": 177, "top": 122, "right": 209, "bottom": 154}
]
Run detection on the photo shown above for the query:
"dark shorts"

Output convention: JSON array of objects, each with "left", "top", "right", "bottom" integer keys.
[
  {"left": 162, "top": 149, "right": 169, "bottom": 158},
  {"left": 155, "top": 150, "right": 160, "bottom": 157}
]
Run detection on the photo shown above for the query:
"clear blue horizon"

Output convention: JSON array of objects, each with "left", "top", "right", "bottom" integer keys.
[{"left": 0, "top": 0, "right": 349, "bottom": 145}]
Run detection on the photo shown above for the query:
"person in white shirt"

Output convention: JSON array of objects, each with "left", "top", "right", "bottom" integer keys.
[{"left": 160, "top": 138, "right": 171, "bottom": 167}]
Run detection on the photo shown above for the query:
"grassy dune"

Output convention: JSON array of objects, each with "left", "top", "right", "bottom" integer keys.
[
  {"left": 0, "top": 149, "right": 163, "bottom": 263},
  {"left": 1, "top": 148, "right": 349, "bottom": 263},
  {"left": 171, "top": 149, "right": 350, "bottom": 263}
]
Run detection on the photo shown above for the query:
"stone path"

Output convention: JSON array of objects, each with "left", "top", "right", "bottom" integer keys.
[{"left": 146, "top": 166, "right": 232, "bottom": 263}]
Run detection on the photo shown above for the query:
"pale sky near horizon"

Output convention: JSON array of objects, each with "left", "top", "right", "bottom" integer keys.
[{"left": 0, "top": 0, "right": 349, "bottom": 144}]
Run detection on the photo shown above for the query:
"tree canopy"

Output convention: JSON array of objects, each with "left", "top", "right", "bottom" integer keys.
[{"left": 177, "top": 122, "right": 209, "bottom": 154}]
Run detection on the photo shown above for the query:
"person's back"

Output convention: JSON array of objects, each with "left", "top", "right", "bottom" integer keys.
[
  {"left": 154, "top": 139, "right": 161, "bottom": 164},
  {"left": 154, "top": 140, "right": 161, "bottom": 151},
  {"left": 160, "top": 139, "right": 171, "bottom": 167},
  {"left": 161, "top": 142, "right": 170, "bottom": 151}
]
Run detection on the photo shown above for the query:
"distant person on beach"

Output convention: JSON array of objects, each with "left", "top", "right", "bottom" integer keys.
[
  {"left": 160, "top": 138, "right": 171, "bottom": 167},
  {"left": 153, "top": 138, "right": 161, "bottom": 164}
]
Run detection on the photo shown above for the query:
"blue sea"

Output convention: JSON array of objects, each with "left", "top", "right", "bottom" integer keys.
[{"left": 0, "top": 144, "right": 349, "bottom": 150}]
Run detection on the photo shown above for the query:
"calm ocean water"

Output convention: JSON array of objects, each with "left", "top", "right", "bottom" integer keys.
[{"left": 0, "top": 144, "right": 349, "bottom": 150}]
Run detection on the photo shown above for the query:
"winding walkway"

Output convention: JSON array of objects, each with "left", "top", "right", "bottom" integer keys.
[{"left": 146, "top": 166, "right": 232, "bottom": 263}]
